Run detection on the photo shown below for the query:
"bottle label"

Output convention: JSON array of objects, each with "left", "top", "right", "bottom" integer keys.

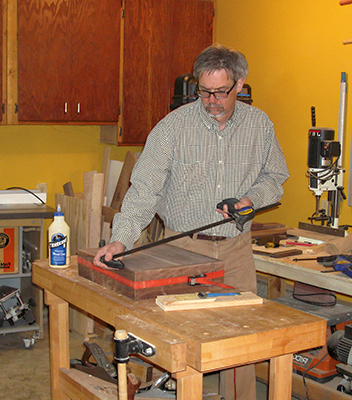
[{"left": 49, "top": 233, "right": 68, "bottom": 266}]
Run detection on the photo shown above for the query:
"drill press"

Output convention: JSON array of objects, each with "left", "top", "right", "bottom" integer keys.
[{"left": 306, "top": 106, "right": 345, "bottom": 230}]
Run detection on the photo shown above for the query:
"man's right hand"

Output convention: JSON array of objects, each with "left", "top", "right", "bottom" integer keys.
[{"left": 93, "top": 241, "right": 126, "bottom": 268}]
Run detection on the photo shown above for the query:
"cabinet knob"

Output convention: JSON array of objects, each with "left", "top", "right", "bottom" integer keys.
[
  {"left": 77, "top": 103, "right": 81, "bottom": 114},
  {"left": 64, "top": 102, "right": 68, "bottom": 114}
]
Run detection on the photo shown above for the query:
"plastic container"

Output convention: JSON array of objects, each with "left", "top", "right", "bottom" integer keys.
[{"left": 48, "top": 204, "right": 70, "bottom": 268}]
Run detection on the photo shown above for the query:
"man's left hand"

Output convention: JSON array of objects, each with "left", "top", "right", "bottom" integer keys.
[{"left": 216, "top": 197, "right": 253, "bottom": 220}]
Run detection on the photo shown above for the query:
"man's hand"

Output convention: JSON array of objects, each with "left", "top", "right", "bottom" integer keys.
[
  {"left": 216, "top": 197, "right": 253, "bottom": 221},
  {"left": 93, "top": 241, "right": 126, "bottom": 268}
]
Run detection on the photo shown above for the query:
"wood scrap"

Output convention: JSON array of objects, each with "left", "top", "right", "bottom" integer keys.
[
  {"left": 156, "top": 292, "right": 263, "bottom": 311},
  {"left": 105, "top": 160, "right": 123, "bottom": 207},
  {"left": 83, "top": 171, "right": 105, "bottom": 248},
  {"left": 63, "top": 182, "right": 74, "bottom": 197},
  {"left": 56, "top": 193, "right": 88, "bottom": 255},
  {"left": 110, "top": 151, "right": 137, "bottom": 210},
  {"left": 101, "top": 146, "right": 111, "bottom": 196}
]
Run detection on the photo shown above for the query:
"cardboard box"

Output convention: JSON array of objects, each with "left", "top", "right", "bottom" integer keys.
[{"left": 0, "top": 227, "right": 19, "bottom": 274}]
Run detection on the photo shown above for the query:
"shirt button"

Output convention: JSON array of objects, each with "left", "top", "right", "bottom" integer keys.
[{"left": 219, "top": 160, "right": 223, "bottom": 164}]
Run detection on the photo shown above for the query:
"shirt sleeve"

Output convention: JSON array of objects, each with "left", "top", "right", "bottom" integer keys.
[
  {"left": 110, "top": 120, "right": 173, "bottom": 250},
  {"left": 244, "top": 119, "right": 289, "bottom": 209}
]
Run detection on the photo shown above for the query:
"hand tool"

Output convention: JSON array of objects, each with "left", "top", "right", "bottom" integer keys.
[
  {"left": 293, "top": 254, "right": 352, "bottom": 266},
  {"left": 70, "top": 341, "right": 117, "bottom": 383},
  {"left": 294, "top": 254, "right": 352, "bottom": 278},
  {"left": 198, "top": 291, "right": 240, "bottom": 298},
  {"left": 100, "top": 200, "right": 281, "bottom": 269}
]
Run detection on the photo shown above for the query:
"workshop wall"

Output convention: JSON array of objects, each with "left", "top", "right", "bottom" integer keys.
[
  {"left": 2, "top": 0, "right": 352, "bottom": 240},
  {"left": 0, "top": 124, "right": 140, "bottom": 204},
  {"left": 216, "top": 0, "right": 352, "bottom": 229},
  {"left": 0, "top": 124, "right": 141, "bottom": 248}
]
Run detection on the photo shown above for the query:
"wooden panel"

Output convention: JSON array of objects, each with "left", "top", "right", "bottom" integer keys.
[
  {"left": 0, "top": 0, "right": 3, "bottom": 123},
  {"left": 17, "top": 0, "right": 70, "bottom": 122},
  {"left": 56, "top": 193, "right": 88, "bottom": 255},
  {"left": 69, "top": 0, "right": 120, "bottom": 122},
  {"left": 169, "top": 0, "right": 214, "bottom": 103},
  {"left": 17, "top": 0, "right": 120, "bottom": 123},
  {"left": 109, "top": 151, "right": 137, "bottom": 210},
  {"left": 59, "top": 368, "right": 117, "bottom": 400},
  {"left": 122, "top": 0, "right": 214, "bottom": 145},
  {"left": 122, "top": 0, "right": 171, "bottom": 144},
  {"left": 77, "top": 244, "right": 224, "bottom": 299},
  {"left": 155, "top": 291, "right": 263, "bottom": 311}
]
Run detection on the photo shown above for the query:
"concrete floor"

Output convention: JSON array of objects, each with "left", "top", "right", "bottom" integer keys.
[{"left": 0, "top": 314, "right": 303, "bottom": 400}]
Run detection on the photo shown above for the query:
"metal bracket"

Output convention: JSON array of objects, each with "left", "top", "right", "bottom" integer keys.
[
  {"left": 188, "top": 273, "right": 206, "bottom": 286},
  {"left": 114, "top": 332, "right": 156, "bottom": 364}
]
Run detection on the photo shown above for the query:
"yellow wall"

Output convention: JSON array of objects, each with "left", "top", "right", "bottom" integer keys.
[
  {"left": 1, "top": 124, "right": 141, "bottom": 206},
  {"left": 2, "top": 0, "right": 352, "bottom": 238},
  {"left": 216, "top": 0, "right": 352, "bottom": 228},
  {"left": 1, "top": 124, "right": 141, "bottom": 252}
]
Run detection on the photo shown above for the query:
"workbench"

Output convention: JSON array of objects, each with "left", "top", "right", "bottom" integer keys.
[
  {"left": 254, "top": 251, "right": 352, "bottom": 299},
  {"left": 32, "top": 257, "right": 326, "bottom": 400},
  {"left": 254, "top": 246, "right": 352, "bottom": 400}
]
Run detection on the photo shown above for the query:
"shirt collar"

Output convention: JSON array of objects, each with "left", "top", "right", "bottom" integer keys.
[{"left": 198, "top": 99, "right": 247, "bottom": 134}]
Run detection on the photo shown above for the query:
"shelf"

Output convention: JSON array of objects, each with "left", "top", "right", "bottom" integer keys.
[{"left": 0, "top": 318, "right": 39, "bottom": 335}]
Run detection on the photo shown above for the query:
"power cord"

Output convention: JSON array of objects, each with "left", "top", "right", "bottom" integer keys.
[
  {"left": 302, "top": 352, "right": 328, "bottom": 400},
  {"left": 6, "top": 186, "right": 45, "bottom": 205}
]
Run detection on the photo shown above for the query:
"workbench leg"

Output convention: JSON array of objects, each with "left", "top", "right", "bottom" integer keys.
[
  {"left": 268, "top": 354, "right": 293, "bottom": 400},
  {"left": 174, "top": 366, "right": 203, "bottom": 400},
  {"left": 45, "top": 290, "right": 70, "bottom": 400},
  {"left": 267, "top": 275, "right": 286, "bottom": 299}
]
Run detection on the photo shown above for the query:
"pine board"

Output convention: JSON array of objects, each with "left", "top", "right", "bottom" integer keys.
[{"left": 156, "top": 291, "right": 263, "bottom": 311}]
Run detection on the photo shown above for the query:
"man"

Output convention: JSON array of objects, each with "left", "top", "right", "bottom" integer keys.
[{"left": 94, "top": 43, "right": 289, "bottom": 400}]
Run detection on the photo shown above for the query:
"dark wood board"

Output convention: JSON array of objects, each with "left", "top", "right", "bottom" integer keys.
[{"left": 78, "top": 244, "right": 224, "bottom": 300}]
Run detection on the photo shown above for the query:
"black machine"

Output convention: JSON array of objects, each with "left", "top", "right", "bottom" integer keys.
[
  {"left": 328, "top": 324, "right": 352, "bottom": 394},
  {"left": 306, "top": 106, "right": 344, "bottom": 229},
  {"left": 170, "top": 74, "right": 252, "bottom": 110}
]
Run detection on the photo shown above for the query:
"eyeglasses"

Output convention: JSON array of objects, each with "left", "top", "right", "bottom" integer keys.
[{"left": 196, "top": 81, "right": 237, "bottom": 100}]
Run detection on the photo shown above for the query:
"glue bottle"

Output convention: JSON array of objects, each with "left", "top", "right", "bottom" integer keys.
[{"left": 48, "top": 204, "right": 70, "bottom": 268}]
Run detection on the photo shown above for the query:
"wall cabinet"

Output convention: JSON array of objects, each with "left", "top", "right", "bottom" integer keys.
[
  {"left": 122, "top": 0, "right": 214, "bottom": 144},
  {"left": 3, "top": 0, "right": 214, "bottom": 143},
  {"left": 17, "top": 0, "right": 121, "bottom": 123}
]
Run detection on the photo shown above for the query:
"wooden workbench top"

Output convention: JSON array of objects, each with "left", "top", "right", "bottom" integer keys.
[{"left": 32, "top": 257, "right": 326, "bottom": 373}]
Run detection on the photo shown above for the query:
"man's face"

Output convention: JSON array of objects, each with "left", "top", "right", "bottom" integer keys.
[{"left": 198, "top": 69, "right": 243, "bottom": 127}]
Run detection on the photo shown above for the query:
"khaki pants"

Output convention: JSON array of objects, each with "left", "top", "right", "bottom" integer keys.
[{"left": 165, "top": 229, "right": 257, "bottom": 400}]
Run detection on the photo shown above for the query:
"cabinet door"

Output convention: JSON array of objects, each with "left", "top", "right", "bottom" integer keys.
[
  {"left": 120, "top": 0, "right": 214, "bottom": 145},
  {"left": 68, "top": 0, "right": 120, "bottom": 122},
  {"left": 122, "top": 0, "right": 171, "bottom": 145},
  {"left": 17, "top": 0, "right": 120, "bottom": 123},
  {"left": 169, "top": 0, "right": 214, "bottom": 105},
  {"left": 18, "top": 0, "right": 71, "bottom": 122},
  {"left": 0, "top": 0, "right": 3, "bottom": 123}
]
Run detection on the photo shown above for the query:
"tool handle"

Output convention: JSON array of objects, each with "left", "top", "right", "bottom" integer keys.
[{"left": 206, "top": 292, "right": 240, "bottom": 298}]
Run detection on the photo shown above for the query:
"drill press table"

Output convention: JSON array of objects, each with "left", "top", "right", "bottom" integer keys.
[{"left": 32, "top": 256, "right": 326, "bottom": 400}]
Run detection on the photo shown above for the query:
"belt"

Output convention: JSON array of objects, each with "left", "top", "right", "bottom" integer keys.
[{"left": 189, "top": 234, "right": 228, "bottom": 241}]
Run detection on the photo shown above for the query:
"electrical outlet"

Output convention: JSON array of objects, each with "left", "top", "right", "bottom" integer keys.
[
  {"left": 36, "top": 183, "right": 47, "bottom": 193},
  {"left": 320, "top": 199, "right": 328, "bottom": 212}
]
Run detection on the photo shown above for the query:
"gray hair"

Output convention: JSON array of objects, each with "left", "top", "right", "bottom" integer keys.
[{"left": 193, "top": 44, "right": 248, "bottom": 82}]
